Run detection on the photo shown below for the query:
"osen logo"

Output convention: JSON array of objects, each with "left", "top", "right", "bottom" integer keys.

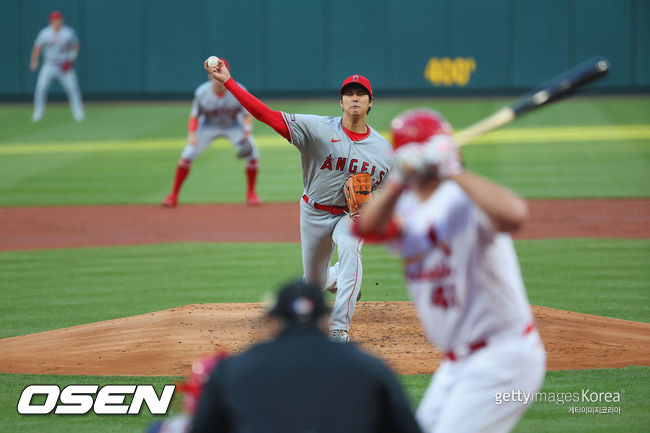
[{"left": 17, "top": 384, "right": 175, "bottom": 415}]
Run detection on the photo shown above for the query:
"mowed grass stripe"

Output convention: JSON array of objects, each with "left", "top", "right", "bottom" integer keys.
[
  {"left": 1, "top": 124, "right": 649, "bottom": 154},
  {"left": 0, "top": 239, "right": 647, "bottom": 340}
]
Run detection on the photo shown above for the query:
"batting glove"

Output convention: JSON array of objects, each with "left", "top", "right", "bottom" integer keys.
[
  {"left": 394, "top": 143, "right": 427, "bottom": 180},
  {"left": 395, "top": 135, "right": 463, "bottom": 181},
  {"left": 422, "top": 135, "right": 463, "bottom": 179}
]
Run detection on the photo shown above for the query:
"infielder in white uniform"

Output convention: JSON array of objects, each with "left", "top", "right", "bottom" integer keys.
[
  {"left": 30, "top": 11, "right": 84, "bottom": 122},
  {"left": 162, "top": 59, "right": 260, "bottom": 207},
  {"left": 205, "top": 60, "right": 393, "bottom": 342},
  {"left": 354, "top": 109, "right": 546, "bottom": 432}
]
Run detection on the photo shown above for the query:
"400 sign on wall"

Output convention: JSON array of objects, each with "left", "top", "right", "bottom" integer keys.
[{"left": 424, "top": 57, "right": 477, "bottom": 87}]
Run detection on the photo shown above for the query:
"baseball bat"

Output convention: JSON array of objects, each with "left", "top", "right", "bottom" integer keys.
[{"left": 454, "top": 56, "right": 610, "bottom": 147}]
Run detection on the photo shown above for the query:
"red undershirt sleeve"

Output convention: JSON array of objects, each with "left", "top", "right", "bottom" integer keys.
[{"left": 224, "top": 77, "right": 290, "bottom": 141}]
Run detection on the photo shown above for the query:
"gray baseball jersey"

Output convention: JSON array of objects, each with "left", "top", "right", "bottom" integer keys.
[
  {"left": 192, "top": 81, "right": 250, "bottom": 129},
  {"left": 281, "top": 113, "right": 394, "bottom": 335},
  {"left": 34, "top": 26, "right": 78, "bottom": 65},
  {"left": 281, "top": 114, "right": 394, "bottom": 205}
]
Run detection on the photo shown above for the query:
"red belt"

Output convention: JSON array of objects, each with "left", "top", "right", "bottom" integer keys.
[
  {"left": 445, "top": 322, "right": 536, "bottom": 361},
  {"left": 303, "top": 194, "right": 347, "bottom": 215},
  {"left": 445, "top": 340, "right": 487, "bottom": 361}
]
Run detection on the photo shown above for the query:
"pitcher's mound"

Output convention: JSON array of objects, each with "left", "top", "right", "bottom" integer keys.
[{"left": 0, "top": 303, "right": 648, "bottom": 376}]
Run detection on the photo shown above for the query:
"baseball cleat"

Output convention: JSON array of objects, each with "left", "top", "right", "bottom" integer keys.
[
  {"left": 246, "top": 191, "right": 261, "bottom": 206},
  {"left": 161, "top": 194, "right": 178, "bottom": 208},
  {"left": 329, "top": 329, "right": 350, "bottom": 343}
]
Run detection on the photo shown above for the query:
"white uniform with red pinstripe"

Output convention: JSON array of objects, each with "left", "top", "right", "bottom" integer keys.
[
  {"left": 392, "top": 181, "right": 546, "bottom": 433},
  {"left": 282, "top": 113, "right": 393, "bottom": 334}
]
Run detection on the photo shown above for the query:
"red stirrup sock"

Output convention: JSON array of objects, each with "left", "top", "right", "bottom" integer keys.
[
  {"left": 172, "top": 158, "right": 192, "bottom": 195},
  {"left": 246, "top": 159, "right": 259, "bottom": 193}
]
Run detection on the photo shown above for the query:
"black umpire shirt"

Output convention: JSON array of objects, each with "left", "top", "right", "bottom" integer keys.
[{"left": 189, "top": 322, "right": 422, "bottom": 433}]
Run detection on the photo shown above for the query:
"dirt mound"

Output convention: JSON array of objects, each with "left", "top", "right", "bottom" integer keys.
[{"left": 1, "top": 303, "right": 648, "bottom": 377}]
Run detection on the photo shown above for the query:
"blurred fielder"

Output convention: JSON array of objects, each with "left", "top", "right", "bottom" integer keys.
[
  {"left": 30, "top": 11, "right": 84, "bottom": 122},
  {"left": 354, "top": 109, "right": 546, "bottom": 433},
  {"left": 162, "top": 59, "right": 260, "bottom": 207}
]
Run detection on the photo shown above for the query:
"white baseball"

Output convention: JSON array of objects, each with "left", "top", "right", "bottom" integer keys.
[{"left": 207, "top": 56, "right": 220, "bottom": 68}]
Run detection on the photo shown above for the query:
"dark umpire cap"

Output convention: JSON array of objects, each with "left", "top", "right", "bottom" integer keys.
[{"left": 268, "top": 279, "right": 330, "bottom": 323}]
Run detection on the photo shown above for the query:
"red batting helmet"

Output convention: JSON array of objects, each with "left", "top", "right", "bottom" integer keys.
[
  {"left": 176, "top": 351, "right": 228, "bottom": 414},
  {"left": 49, "top": 11, "right": 63, "bottom": 21},
  {"left": 390, "top": 108, "right": 453, "bottom": 150}
]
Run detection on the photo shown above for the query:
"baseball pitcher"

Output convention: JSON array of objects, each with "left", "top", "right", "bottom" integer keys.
[
  {"left": 30, "top": 11, "right": 84, "bottom": 122},
  {"left": 354, "top": 109, "right": 546, "bottom": 433},
  {"left": 205, "top": 60, "right": 393, "bottom": 342}
]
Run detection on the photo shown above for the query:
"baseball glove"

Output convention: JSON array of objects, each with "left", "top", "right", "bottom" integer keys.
[{"left": 343, "top": 173, "right": 373, "bottom": 216}]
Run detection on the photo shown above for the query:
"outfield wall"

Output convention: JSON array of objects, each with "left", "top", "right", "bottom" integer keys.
[{"left": 2, "top": 0, "right": 648, "bottom": 99}]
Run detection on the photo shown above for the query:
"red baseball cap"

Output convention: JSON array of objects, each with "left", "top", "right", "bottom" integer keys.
[
  {"left": 340, "top": 74, "right": 373, "bottom": 98},
  {"left": 49, "top": 11, "right": 63, "bottom": 20}
]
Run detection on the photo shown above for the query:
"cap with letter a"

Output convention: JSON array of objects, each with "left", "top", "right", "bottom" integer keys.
[
  {"left": 49, "top": 11, "right": 63, "bottom": 20},
  {"left": 340, "top": 74, "right": 373, "bottom": 98}
]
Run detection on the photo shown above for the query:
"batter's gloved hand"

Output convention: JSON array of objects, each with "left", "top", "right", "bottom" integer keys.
[
  {"left": 61, "top": 61, "right": 73, "bottom": 72},
  {"left": 423, "top": 135, "right": 463, "bottom": 179},
  {"left": 393, "top": 143, "right": 427, "bottom": 180},
  {"left": 395, "top": 135, "right": 463, "bottom": 181}
]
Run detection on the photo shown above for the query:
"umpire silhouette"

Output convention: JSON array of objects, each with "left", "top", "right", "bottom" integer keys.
[{"left": 189, "top": 279, "right": 422, "bottom": 433}]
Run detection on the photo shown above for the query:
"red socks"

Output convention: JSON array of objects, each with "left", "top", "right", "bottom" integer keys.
[
  {"left": 171, "top": 158, "right": 191, "bottom": 196},
  {"left": 170, "top": 158, "right": 257, "bottom": 200},
  {"left": 246, "top": 159, "right": 259, "bottom": 193}
]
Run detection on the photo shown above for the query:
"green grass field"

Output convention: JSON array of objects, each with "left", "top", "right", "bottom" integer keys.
[
  {"left": 0, "top": 96, "right": 648, "bottom": 432},
  {"left": 1, "top": 240, "right": 648, "bottom": 340},
  {"left": 1, "top": 367, "right": 647, "bottom": 433},
  {"left": 0, "top": 97, "right": 649, "bottom": 205}
]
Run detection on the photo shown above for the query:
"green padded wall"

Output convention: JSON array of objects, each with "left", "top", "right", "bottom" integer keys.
[{"left": 2, "top": 0, "right": 646, "bottom": 99}]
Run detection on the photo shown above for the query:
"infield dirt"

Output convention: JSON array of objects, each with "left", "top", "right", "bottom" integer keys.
[
  {"left": 1, "top": 199, "right": 648, "bottom": 251},
  {"left": 0, "top": 198, "right": 648, "bottom": 376},
  {"left": 0, "top": 303, "right": 649, "bottom": 376}
]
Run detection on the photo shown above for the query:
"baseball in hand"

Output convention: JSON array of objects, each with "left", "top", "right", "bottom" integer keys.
[{"left": 206, "top": 56, "right": 220, "bottom": 68}]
